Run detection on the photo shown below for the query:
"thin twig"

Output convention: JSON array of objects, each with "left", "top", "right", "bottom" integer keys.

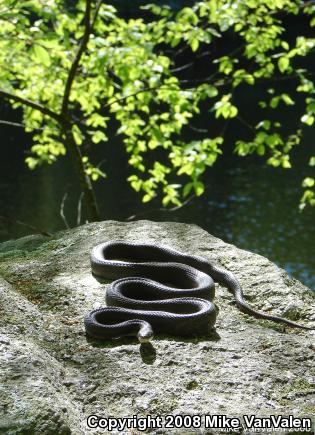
[
  {"left": 104, "top": 84, "right": 193, "bottom": 110},
  {"left": 104, "top": 85, "right": 167, "bottom": 109},
  {"left": 171, "top": 61, "right": 196, "bottom": 74},
  {"left": 0, "top": 215, "right": 52, "bottom": 237},
  {"left": 60, "top": 193, "right": 70, "bottom": 229},
  {"left": 0, "top": 119, "right": 59, "bottom": 133},
  {"left": 0, "top": 120, "right": 28, "bottom": 128},
  {"left": 179, "top": 71, "right": 219, "bottom": 85},
  {"left": 97, "top": 158, "right": 107, "bottom": 169},
  {"left": 219, "top": 119, "right": 230, "bottom": 138},
  {"left": 125, "top": 194, "right": 195, "bottom": 221},
  {"left": 77, "top": 192, "right": 84, "bottom": 226},
  {"left": 172, "top": 43, "right": 190, "bottom": 59},
  {"left": 237, "top": 115, "right": 255, "bottom": 132},
  {"left": 170, "top": 51, "right": 212, "bottom": 73},
  {"left": 168, "top": 194, "right": 196, "bottom": 211},
  {"left": 187, "top": 124, "right": 208, "bottom": 133},
  {"left": 91, "top": 0, "right": 103, "bottom": 29}
]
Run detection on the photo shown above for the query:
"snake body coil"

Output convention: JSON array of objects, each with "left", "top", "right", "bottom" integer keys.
[{"left": 84, "top": 241, "right": 314, "bottom": 342}]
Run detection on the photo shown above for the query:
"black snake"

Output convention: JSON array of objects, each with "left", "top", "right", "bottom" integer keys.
[{"left": 84, "top": 241, "right": 314, "bottom": 342}]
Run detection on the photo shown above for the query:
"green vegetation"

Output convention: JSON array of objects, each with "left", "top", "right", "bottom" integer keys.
[{"left": 0, "top": 0, "right": 315, "bottom": 219}]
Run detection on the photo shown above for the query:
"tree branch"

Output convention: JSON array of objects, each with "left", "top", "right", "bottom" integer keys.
[
  {"left": 0, "top": 119, "right": 27, "bottom": 129},
  {"left": 91, "top": 0, "right": 103, "bottom": 29},
  {"left": 104, "top": 85, "right": 184, "bottom": 109},
  {"left": 60, "top": 192, "right": 70, "bottom": 229},
  {"left": 61, "top": 0, "right": 92, "bottom": 115},
  {"left": 77, "top": 192, "right": 84, "bottom": 226},
  {"left": 125, "top": 194, "right": 196, "bottom": 222},
  {"left": 237, "top": 115, "right": 255, "bottom": 132},
  {"left": 0, "top": 118, "right": 59, "bottom": 133},
  {"left": 58, "top": 0, "right": 101, "bottom": 222},
  {"left": 170, "top": 51, "right": 212, "bottom": 73},
  {"left": 187, "top": 124, "right": 208, "bottom": 133},
  {"left": 0, "top": 89, "right": 63, "bottom": 123},
  {"left": 0, "top": 215, "right": 52, "bottom": 237}
]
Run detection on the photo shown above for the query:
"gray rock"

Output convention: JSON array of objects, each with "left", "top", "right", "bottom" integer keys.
[{"left": 0, "top": 220, "right": 314, "bottom": 435}]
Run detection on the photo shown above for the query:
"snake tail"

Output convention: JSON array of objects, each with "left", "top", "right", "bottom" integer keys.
[{"left": 206, "top": 264, "right": 315, "bottom": 331}]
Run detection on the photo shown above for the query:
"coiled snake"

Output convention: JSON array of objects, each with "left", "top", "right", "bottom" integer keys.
[{"left": 84, "top": 241, "right": 314, "bottom": 342}]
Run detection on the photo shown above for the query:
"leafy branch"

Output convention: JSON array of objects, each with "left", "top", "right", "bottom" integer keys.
[{"left": 0, "top": 89, "right": 63, "bottom": 123}]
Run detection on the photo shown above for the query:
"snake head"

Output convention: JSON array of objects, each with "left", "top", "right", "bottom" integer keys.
[{"left": 137, "top": 321, "right": 154, "bottom": 343}]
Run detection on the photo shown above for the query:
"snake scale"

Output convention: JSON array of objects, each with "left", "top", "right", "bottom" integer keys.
[{"left": 84, "top": 241, "right": 314, "bottom": 342}]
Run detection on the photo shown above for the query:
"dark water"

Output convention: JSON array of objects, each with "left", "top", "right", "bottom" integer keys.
[{"left": 0, "top": 104, "right": 314, "bottom": 291}]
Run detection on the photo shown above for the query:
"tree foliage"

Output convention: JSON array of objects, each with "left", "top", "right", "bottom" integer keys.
[{"left": 0, "top": 0, "right": 315, "bottom": 215}]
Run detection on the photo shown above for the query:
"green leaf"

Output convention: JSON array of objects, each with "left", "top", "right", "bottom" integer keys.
[
  {"left": 229, "top": 106, "right": 238, "bottom": 118},
  {"left": 143, "top": 194, "right": 153, "bottom": 203},
  {"left": 301, "top": 114, "right": 314, "bottom": 125},
  {"left": 131, "top": 180, "right": 142, "bottom": 191},
  {"left": 176, "top": 7, "right": 198, "bottom": 25},
  {"left": 72, "top": 125, "right": 83, "bottom": 145},
  {"left": 281, "top": 157, "right": 291, "bottom": 168},
  {"left": 183, "top": 182, "right": 193, "bottom": 197},
  {"left": 194, "top": 181, "right": 204, "bottom": 196},
  {"left": 302, "top": 177, "right": 315, "bottom": 188},
  {"left": 190, "top": 38, "right": 199, "bottom": 52},
  {"left": 309, "top": 157, "right": 315, "bottom": 166},
  {"left": 25, "top": 156, "right": 38, "bottom": 170},
  {"left": 197, "top": 84, "right": 218, "bottom": 99},
  {"left": 278, "top": 57, "right": 289, "bottom": 73},
  {"left": 256, "top": 120, "right": 271, "bottom": 130},
  {"left": 32, "top": 44, "right": 50, "bottom": 66},
  {"left": 270, "top": 97, "right": 280, "bottom": 109},
  {"left": 282, "top": 94, "right": 294, "bottom": 105},
  {"left": 91, "top": 131, "right": 107, "bottom": 144},
  {"left": 281, "top": 41, "right": 289, "bottom": 50}
]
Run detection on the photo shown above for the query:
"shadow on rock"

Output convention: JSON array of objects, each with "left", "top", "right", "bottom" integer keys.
[{"left": 140, "top": 342, "right": 157, "bottom": 364}]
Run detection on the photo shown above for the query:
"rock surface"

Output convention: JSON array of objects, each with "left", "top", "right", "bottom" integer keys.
[{"left": 0, "top": 220, "right": 314, "bottom": 435}]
